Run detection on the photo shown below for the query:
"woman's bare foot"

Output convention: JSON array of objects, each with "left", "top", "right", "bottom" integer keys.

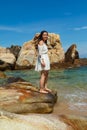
[
  {"left": 39, "top": 89, "right": 48, "bottom": 94},
  {"left": 44, "top": 88, "right": 52, "bottom": 93}
]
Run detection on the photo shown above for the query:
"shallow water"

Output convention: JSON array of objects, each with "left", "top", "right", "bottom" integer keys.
[{"left": 0, "top": 66, "right": 87, "bottom": 116}]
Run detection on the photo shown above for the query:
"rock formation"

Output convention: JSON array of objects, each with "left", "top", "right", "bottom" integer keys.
[
  {"left": 0, "top": 77, "right": 57, "bottom": 114},
  {"left": 0, "top": 34, "right": 87, "bottom": 71},
  {"left": 7, "top": 45, "right": 21, "bottom": 59},
  {"left": 0, "top": 47, "right": 16, "bottom": 64},
  {"left": 65, "top": 44, "right": 79, "bottom": 63},
  {"left": 0, "top": 47, "right": 16, "bottom": 70},
  {"left": 16, "top": 33, "right": 65, "bottom": 69},
  {"left": 0, "top": 112, "right": 87, "bottom": 130}
]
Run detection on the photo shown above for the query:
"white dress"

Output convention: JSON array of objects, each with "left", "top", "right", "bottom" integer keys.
[{"left": 35, "top": 43, "right": 50, "bottom": 71}]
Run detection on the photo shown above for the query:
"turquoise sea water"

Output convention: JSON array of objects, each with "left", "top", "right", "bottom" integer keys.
[{"left": 0, "top": 66, "right": 87, "bottom": 115}]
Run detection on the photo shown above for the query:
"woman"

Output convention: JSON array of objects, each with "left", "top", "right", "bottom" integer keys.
[{"left": 35, "top": 30, "right": 52, "bottom": 93}]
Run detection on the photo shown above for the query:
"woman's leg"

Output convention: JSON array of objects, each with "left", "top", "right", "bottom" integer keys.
[
  {"left": 44, "top": 71, "right": 52, "bottom": 92},
  {"left": 39, "top": 70, "right": 48, "bottom": 93}
]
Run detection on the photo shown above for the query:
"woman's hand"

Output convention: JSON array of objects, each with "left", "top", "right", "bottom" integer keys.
[{"left": 41, "top": 59, "right": 45, "bottom": 67}]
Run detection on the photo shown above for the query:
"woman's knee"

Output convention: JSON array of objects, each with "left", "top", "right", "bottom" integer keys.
[
  {"left": 44, "top": 71, "right": 48, "bottom": 78},
  {"left": 41, "top": 70, "right": 48, "bottom": 77}
]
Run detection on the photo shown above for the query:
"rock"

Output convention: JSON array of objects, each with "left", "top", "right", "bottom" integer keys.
[
  {"left": 0, "top": 112, "right": 87, "bottom": 130},
  {"left": 0, "top": 60, "right": 15, "bottom": 71},
  {"left": 0, "top": 114, "right": 70, "bottom": 130},
  {"left": 0, "top": 47, "right": 16, "bottom": 70},
  {"left": 60, "top": 115, "right": 87, "bottom": 130},
  {"left": 0, "top": 80, "right": 57, "bottom": 114},
  {"left": 16, "top": 40, "right": 36, "bottom": 69},
  {"left": 0, "top": 47, "right": 16, "bottom": 64},
  {"left": 74, "top": 58, "right": 87, "bottom": 66},
  {"left": 65, "top": 44, "right": 79, "bottom": 63},
  {"left": 50, "top": 58, "right": 87, "bottom": 69},
  {"left": 75, "top": 50, "right": 79, "bottom": 59},
  {"left": 16, "top": 33, "right": 65, "bottom": 69},
  {"left": 7, "top": 45, "right": 21, "bottom": 60},
  {"left": 7, "top": 77, "right": 26, "bottom": 84}
]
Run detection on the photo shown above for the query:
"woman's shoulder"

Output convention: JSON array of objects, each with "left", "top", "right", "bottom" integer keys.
[{"left": 38, "top": 40, "right": 44, "bottom": 46}]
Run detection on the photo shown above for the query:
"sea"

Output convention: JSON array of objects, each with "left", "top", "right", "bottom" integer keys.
[{"left": 0, "top": 66, "right": 87, "bottom": 116}]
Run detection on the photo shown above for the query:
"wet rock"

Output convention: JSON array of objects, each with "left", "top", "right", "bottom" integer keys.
[{"left": 7, "top": 77, "right": 26, "bottom": 84}]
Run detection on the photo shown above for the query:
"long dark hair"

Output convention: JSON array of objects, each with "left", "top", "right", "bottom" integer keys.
[
  {"left": 38, "top": 30, "right": 48, "bottom": 43},
  {"left": 35, "top": 30, "right": 48, "bottom": 50}
]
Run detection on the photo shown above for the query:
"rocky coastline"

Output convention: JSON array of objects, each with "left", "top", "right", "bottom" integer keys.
[
  {"left": 0, "top": 33, "right": 87, "bottom": 129},
  {"left": 0, "top": 74, "right": 87, "bottom": 130},
  {"left": 0, "top": 33, "right": 87, "bottom": 71}
]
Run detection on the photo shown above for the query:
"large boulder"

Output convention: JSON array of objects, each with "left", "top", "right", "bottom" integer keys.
[
  {"left": 16, "top": 40, "right": 35, "bottom": 69},
  {"left": 65, "top": 44, "right": 79, "bottom": 63},
  {"left": 0, "top": 47, "right": 16, "bottom": 70},
  {"left": 16, "top": 33, "right": 65, "bottom": 69},
  {"left": 0, "top": 112, "right": 87, "bottom": 130},
  {"left": 0, "top": 47, "right": 16, "bottom": 64},
  {"left": 0, "top": 114, "right": 72, "bottom": 130},
  {"left": 0, "top": 79, "right": 57, "bottom": 114}
]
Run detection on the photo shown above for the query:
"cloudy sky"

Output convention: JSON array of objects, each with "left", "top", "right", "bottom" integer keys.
[{"left": 0, "top": 0, "right": 87, "bottom": 57}]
